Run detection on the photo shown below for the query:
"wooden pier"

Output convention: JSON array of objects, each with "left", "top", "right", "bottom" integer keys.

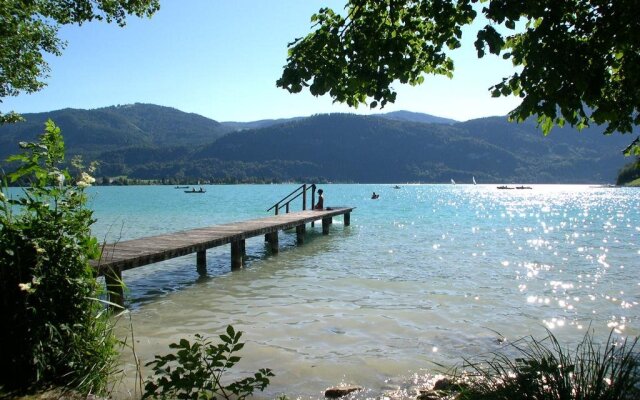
[{"left": 93, "top": 207, "right": 353, "bottom": 306}]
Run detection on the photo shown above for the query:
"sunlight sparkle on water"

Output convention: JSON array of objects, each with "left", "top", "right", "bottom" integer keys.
[
  {"left": 527, "top": 296, "right": 551, "bottom": 305},
  {"left": 544, "top": 318, "right": 566, "bottom": 329}
]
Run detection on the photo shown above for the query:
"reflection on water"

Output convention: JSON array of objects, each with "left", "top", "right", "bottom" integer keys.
[{"left": 80, "top": 184, "right": 639, "bottom": 399}]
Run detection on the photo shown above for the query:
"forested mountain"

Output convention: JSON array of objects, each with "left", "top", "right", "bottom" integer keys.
[
  {"left": 193, "top": 114, "right": 630, "bottom": 183},
  {"left": 0, "top": 103, "right": 230, "bottom": 160},
  {"left": 220, "top": 117, "right": 303, "bottom": 131},
  {"left": 219, "top": 110, "right": 453, "bottom": 131},
  {"left": 380, "top": 110, "right": 457, "bottom": 125},
  {"left": 0, "top": 105, "right": 632, "bottom": 183}
]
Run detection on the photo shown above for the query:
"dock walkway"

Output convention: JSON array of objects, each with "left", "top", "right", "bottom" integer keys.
[{"left": 93, "top": 207, "right": 353, "bottom": 306}]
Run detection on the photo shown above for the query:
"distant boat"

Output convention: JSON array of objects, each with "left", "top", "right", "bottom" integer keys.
[
  {"left": 497, "top": 186, "right": 514, "bottom": 190},
  {"left": 185, "top": 187, "right": 206, "bottom": 193},
  {"left": 175, "top": 185, "right": 189, "bottom": 189},
  {"left": 516, "top": 186, "right": 532, "bottom": 190},
  {"left": 451, "top": 179, "right": 456, "bottom": 185},
  {"left": 393, "top": 185, "right": 401, "bottom": 189},
  {"left": 472, "top": 176, "right": 477, "bottom": 185}
]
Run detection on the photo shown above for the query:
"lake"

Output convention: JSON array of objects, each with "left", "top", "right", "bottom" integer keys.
[{"left": 84, "top": 184, "right": 639, "bottom": 399}]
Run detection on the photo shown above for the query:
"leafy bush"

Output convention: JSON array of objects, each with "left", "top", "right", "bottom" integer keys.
[
  {"left": 144, "top": 325, "right": 274, "bottom": 400},
  {"left": 616, "top": 157, "right": 640, "bottom": 186},
  {"left": 450, "top": 329, "right": 640, "bottom": 400},
  {"left": 0, "top": 120, "right": 117, "bottom": 394}
]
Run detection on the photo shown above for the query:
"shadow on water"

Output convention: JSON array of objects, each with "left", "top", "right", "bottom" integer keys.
[{"left": 122, "top": 221, "right": 354, "bottom": 309}]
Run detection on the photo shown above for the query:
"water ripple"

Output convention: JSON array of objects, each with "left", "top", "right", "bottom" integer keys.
[{"left": 78, "top": 184, "right": 640, "bottom": 399}]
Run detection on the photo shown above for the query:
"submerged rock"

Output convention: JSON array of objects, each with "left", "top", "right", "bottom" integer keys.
[
  {"left": 416, "top": 378, "right": 466, "bottom": 399},
  {"left": 324, "top": 385, "right": 363, "bottom": 398},
  {"left": 417, "top": 389, "right": 457, "bottom": 400},
  {"left": 417, "top": 390, "right": 443, "bottom": 400},
  {"left": 432, "top": 378, "right": 457, "bottom": 391}
]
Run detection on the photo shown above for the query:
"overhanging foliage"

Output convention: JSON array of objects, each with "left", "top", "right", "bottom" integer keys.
[{"left": 278, "top": 0, "right": 640, "bottom": 153}]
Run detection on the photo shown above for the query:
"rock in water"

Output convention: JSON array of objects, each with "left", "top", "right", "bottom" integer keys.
[
  {"left": 324, "top": 385, "right": 363, "bottom": 398},
  {"left": 432, "top": 378, "right": 457, "bottom": 391}
]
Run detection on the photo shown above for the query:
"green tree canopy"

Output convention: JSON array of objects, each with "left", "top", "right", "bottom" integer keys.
[
  {"left": 0, "top": 0, "right": 159, "bottom": 123},
  {"left": 278, "top": 0, "right": 640, "bottom": 154}
]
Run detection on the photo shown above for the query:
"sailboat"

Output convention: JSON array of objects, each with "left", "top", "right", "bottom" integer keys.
[
  {"left": 451, "top": 179, "right": 456, "bottom": 185},
  {"left": 473, "top": 176, "right": 477, "bottom": 185}
]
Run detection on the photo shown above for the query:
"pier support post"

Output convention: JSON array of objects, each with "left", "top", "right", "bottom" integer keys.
[
  {"left": 196, "top": 250, "right": 207, "bottom": 276},
  {"left": 344, "top": 212, "right": 351, "bottom": 226},
  {"left": 266, "top": 231, "right": 279, "bottom": 253},
  {"left": 322, "top": 217, "right": 331, "bottom": 235},
  {"left": 231, "top": 239, "right": 244, "bottom": 270},
  {"left": 105, "top": 267, "right": 124, "bottom": 308},
  {"left": 296, "top": 224, "right": 306, "bottom": 245}
]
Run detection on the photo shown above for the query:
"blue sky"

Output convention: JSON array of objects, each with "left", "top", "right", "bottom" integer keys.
[{"left": 3, "top": 1, "right": 522, "bottom": 122}]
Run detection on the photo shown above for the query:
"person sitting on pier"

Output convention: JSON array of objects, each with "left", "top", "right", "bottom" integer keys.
[{"left": 314, "top": 189, "right": 324, "bottom": 210}]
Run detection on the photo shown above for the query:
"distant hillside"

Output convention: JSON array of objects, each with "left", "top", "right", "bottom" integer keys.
[
  {"left": 191, "top": 114, "right": 630, "bottom": 183},
  {"left": 456, "top": 117, "right": 632, "bottom": 182},
  {"left": 0, "top": 103, "right": 230, "bottom": 160},
  {"left": 379, "top": 110, "right": 457, "bottom": 125},
  {"left": 220, "top": 110, "right": 455, "bottom": 131},
  {"left": 0, "top": 105, "right": 633, "bottom": 183},
  {"left": 221, "top": 116, "right": 303, "bottom": 131}
]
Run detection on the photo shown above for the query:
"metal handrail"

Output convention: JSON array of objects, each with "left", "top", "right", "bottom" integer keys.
[
  {"left": 266, "top": 184, "right": 305, "bottom": 211},
  {"left": 267, "top": 183, "right": 316, "bottom": 215}
]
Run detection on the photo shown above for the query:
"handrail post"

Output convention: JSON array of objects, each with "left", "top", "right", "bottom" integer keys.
[
  {"left": 302, "top": 184, "right": 307, "bottom": 210},
  {"left": 286, "top": 203, "right": 289, "bottom": 213},
  {"left": 311, "top": 185, "right": 316, "bottom": 227},
  {"left": 275, "top": 203, "right": 279, "bottom": 216}
]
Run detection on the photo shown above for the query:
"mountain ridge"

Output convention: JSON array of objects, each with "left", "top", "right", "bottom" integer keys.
[
  {"left": 0, "top": 104, "right": 632, "bottom": 184},
  {"left": 380, "top": 110, "right": 458, "bottom": 125},
  {"left": 0, "top": 103, "right": 231, "bottom": 158}
]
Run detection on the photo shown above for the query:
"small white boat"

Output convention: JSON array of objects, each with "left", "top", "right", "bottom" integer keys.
[{"left": 451, "top": 179, "right": 456, "bottom": 185}]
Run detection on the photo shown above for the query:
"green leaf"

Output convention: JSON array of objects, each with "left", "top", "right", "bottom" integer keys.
[
  {"left": 226, "top": 325, "right": 235, "bottom": 339},
  {"left": 232, "top": 343, "right": 245, "bottom": 352},
  {"left": 539, "top": 116, "right": 554, "bottom": 135},
  {"left": 623, "top": 136, "right": 640, "bottom": 156}
]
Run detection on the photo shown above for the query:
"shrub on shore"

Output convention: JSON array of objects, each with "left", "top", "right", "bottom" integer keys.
[
  {"left": 0, "top": 120, "right": 117, "bottom": 395},
  {"left": 447, "top": 329, "right": 639, "bottom": 400},
  {"left": 143, "top": 325, "right": 274, "bottom": 400},
  {"left": 616, "top": 157, "right": 640, "bottom": 186}
]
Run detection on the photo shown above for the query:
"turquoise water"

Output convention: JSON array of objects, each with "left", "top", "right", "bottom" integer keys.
[{"left": 32, "top": 184, "right": 640, "bottom": 397}]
